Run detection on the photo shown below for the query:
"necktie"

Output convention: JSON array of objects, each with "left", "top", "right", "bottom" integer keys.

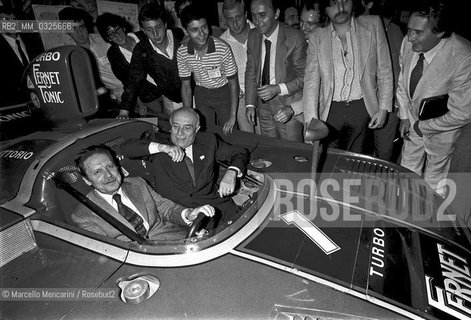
[
  {"left": 261, "top": 39, "right": 271, "bottom": 86},
  {"left": 15, "top": 39, "right": 28, "bottom": 66},
  {"left": 184, "top": 152, "right": 196, "bottom": 186},
  {"left": 112, "top": 193, "right": 147, "bottom": 237},
  {"left": 409, "top": 53, "right": 424, "bottom": 98}
]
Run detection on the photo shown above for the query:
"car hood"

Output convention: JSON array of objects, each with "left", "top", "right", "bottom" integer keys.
[{"left": 235, "top": 178, "right": 471, "bottom": 320}]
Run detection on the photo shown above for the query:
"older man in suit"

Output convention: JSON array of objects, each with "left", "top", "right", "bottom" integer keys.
[
  {"left": 397, "top": 0, "right": 471, "bottom": 196},
  {"left": 71, "top": 145, "right": 215, "bottom": 242},
  {"left": 245, "top": 0, "right": 307, "bottom": 142},
  {"left": 302, "top": 0, "right": 393, "bottom": 153},
  {"left": 121, "top": 108, "right": 249, "bottom": 226}
]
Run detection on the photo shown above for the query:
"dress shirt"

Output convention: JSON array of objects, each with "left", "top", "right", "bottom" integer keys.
[
  {"left": 219, "top": 20, "right": 255, "bottom": 94},
  {"left": 261, "top": 23, "right": 288, "bottom": 95},
  {"left": 148, "top": 142, "right": 242, "bottom": 177},
  {"left": 331, "top": 19, "right": 362, "bottom": 102},
  {"left": 149, "top": 29, "right": 174, "bottom": 59},
  {"left": 96, "top": 188, "right": 150, "bottom": 231},
  {"left": 87, "top": 34, "right": 124, "bottom": 99},
  {"left": 97, "top": 187, "right": 192, "bottom": 227},
  {"left": 406, "top": 38, "right": 446, "bottom": 96}
]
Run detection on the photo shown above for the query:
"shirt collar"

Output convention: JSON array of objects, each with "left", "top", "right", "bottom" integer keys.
[
  {"left": 149, "top": 29, "right": 174, "bottom": 54},
  {"left": 96, "top": 187, "right": 124, "bottom": 205},
  {"left": 422, "top": 38, "right": 446, "bottom": 64},
  {"left": 263, "top": 22, "right": 279, "bottom": 43},
  {"left": 224, "top": 20, "right": 255, "bottom": 44},
  {"left": 187, "top": 35, "right": 216, "bottom": 55},
  {"left": 330, "top": 17, "right": 356, "bottom": 37}
]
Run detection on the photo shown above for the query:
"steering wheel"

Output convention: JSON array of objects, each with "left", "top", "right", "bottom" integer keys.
[{"left": 186, "top": 212, "right": 209, "bottom": 238}]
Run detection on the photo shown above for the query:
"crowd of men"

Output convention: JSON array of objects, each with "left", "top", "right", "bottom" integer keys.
[{"left": 2, "top": 0, "right": 471, "bottom": 238}]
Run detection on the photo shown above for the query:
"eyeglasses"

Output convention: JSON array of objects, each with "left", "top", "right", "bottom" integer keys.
[{"left": 106, "top": 26, "right": 123, "bottom": 39}]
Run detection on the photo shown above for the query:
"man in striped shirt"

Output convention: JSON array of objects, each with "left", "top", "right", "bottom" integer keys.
[{"left": 177, "top": 4, "right": 239, "bottom": 135}]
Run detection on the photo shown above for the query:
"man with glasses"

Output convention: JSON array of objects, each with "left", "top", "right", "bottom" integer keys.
[
  {"left": 96, "top": 12, "right": 164, "bottom": 119},
  {"left": 59, "top": 7, "right": 123, "bottom": 101}
]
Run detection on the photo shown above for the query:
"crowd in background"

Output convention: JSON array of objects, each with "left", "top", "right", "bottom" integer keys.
[{"left": 1, "top": 0, "right": 471, "bottom": 218}]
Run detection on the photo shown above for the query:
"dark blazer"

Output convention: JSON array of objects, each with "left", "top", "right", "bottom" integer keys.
[
  {"left": 71, "top": 177, "right": 188, "bottom": 242},
  {"left": 122, "top": 132, "right": 249, "bottom": 219},
  {"left": 107, "top": 31, "right": 161, "bottom": 104},
  {"left": 245, "top": 22, "right": 307, "bottom": 113},
  {"left": 0, "top": 35, "right": 36, "bottom": 107},
  {"left": 121, "top": 29, "right": 184, "bottom": 111}
]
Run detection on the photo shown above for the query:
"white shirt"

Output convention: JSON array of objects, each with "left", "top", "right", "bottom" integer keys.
[
  {"left": 148, "top": 142, "right": 242, "bottom": 177},
  {"left": 261, "top": 23, "right": 288, "bottom": 95},
  {"left": 149, "top": 29, "right": 174, "bottom": 59},
  {"left": 185, "top": 144, "right": 194, "bottom": 162},
  {"left": 246, "top": 22, "right": 289, "bottom": 109},
  {"left": 87, "top": 34, "right": 124, "bottom": 99},
  {"left": 219, "top": 20, "right": 255, "bottom": 94},
  {"left": 331, "top": 19, "right": 362, "bottom": 102},
  {"left": 407, "top": 38, "right": 446, "bottom": 92},
  {"left": 96, "top": 188, "right": 150, "bottom": 231}
]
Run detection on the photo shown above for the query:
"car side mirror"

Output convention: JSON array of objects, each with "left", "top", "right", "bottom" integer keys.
[{"left": 304, "top": 118, "right": 329, "bottom": 142}]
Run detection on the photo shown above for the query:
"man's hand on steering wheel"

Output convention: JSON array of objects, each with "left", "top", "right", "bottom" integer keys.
[
  {"left": 185, "top": 205, "right": 215, "bottom": 238},
  {"left": 185, "top": 205, "right": 215, "bottom": 222}
]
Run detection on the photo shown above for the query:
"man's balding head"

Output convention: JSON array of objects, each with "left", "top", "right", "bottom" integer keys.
[{"left": 170, "top": 108, "right": 200, "bottom": 149}]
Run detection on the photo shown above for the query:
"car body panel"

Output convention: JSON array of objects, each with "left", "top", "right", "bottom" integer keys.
[
  {"left": 1, "top": 117, "right": 471, "bottom": 320},
  {"left": 4, "top": 44, "right": 471, "bottom": 319}
]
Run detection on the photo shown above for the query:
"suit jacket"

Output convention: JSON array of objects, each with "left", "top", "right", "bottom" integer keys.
[
  {"left": 302, "top": 15, "right": 393, "bottom": 123},
  {"left": 71, "top": 177, "right": 188, "bottom": 242},
  {"left": 0, "top": 34, "right": 35, "bottom": 107},
  {"left": 245, "top": 22, "right": 307, "bottom": 113},
  {"left": 122, "top": 131, "right": 249, "bottom": 212},
  {"left": 396, "top": 33, "right": 471, "bottom": 155}
]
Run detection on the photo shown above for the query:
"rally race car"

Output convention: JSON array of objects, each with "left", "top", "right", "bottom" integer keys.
[{"left": 1, "top": 46, "right": 470, "bottom": 320}]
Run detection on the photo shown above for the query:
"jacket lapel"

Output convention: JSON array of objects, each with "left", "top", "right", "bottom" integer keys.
[
  {"left": 412, "top": 37, "right": 452, "bottom": 100},
  {"left": 90, "top": 189, "right": 136, "bottom": 232},
  {"left": 249, "top": 31, "right": 263, "bottom": 86},
  {"left": 355, "top": 18, "right": 372, "bottom": 78},
  {"left": 192, "top": 139, "right": 207, "bottom": 183},
  {"left": 122, "top": 180, "right": 153, "bottom": 226},
  {"left": 403, "top": 49, "right": 415, "bottom": 99},
  {"left": 320, "top": 27, "right": 333, "bottom": 83},
  {"left": 275, "top": 23, "right": 286, "bottom": 82}
]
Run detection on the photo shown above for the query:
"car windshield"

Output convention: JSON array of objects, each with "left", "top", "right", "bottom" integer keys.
[{"left": 0, "top": 139, "right": 54, "bottom": 204}]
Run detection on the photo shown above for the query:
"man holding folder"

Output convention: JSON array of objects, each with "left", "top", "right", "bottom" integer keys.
[{"left": 396, "top": 0, "right": 471, "bottom": 196}]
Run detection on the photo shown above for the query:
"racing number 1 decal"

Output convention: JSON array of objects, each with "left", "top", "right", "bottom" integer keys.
[{"left": 281, "top": 210, "right": 341, "bottom": 255}]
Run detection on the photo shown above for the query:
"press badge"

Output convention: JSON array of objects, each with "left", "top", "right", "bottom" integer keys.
[{"left": 207, "top": 66, "right": 222, "bottom": 79}]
